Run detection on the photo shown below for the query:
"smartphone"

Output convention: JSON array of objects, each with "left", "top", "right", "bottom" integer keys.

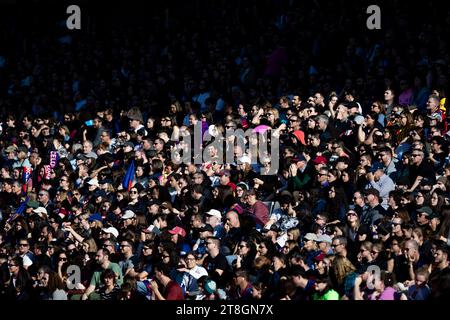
[{"left": 85, "top": 120, "right": 94, "bottom": 126}]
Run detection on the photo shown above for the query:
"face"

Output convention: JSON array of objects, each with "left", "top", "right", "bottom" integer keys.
[
  {"left": 129, "top": 188, "right": 139, "bottom": 199},
  {"left": 317, "top": 170, "right": 328, "bottom": 183},
  {"left": 238, "top": 242, "right": 250, "bottom": 255},
  {"left": 18, "top": 240, "right": 29, "bottom": 254},
  {"left": 120, "top": 242, "right": 132, "bottom": 254},
  {"left": 314, "top": 281, "right": 327, "bottom": 292},
  {"left": 346, "top": 211, "right": 358, "bottom": 222},
  {"left": 434, "top": 250, "right": 447, "bottom": 264},
  {"left": 332, "top": 241, "right": 344, "bottom": 254},
  {"left": 273, "top": 256, "right": 284, "bottom": 270},
  {"left": 185, "top": 254, "right": 197, "bottom": 269},
  {"left": 411, "top": 151, "right": 423, "bottom": 165},
  {"left": 426, "top": 97, "right": 439, "bottom": 110},
  {"left": 384, "top": 90, "right": 394, "bottom": 101},
  {"left": 431, "top": 193, "right": 439, "bottom": 206}
]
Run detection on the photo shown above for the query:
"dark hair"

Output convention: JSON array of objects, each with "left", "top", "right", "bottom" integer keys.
[
  {"left": 101, "top": 269, "right": 117, "bottom": 282},
  {"left": 154, "top": 262, "right": 171, "bottom": 276}
]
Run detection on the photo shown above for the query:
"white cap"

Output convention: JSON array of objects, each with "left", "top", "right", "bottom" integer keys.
[
  {"left": 238, "top": 155, "right": 252, "bottom": 164},
  {"left": 33, "top": 207, "right": 48, "bottom": 216},
  {"left": 88, "top": 178, "right": 99, "bottom": 187},
  {"left": 121, "top": 210, "right": 136, "bottom": 219},
  {"left": 317, "top": 234, "right": 332, "bottom": 244},
  {"left": 304, "top": 233, "right": 318, "bottom": 241},
  {"left": 101, "top": 227, "right": 119, "bottom": 238},
  {"left": 206, "top": 209, "right": 222, "bottom": 219}
]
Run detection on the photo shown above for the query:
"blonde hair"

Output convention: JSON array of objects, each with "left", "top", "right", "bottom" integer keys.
[{"left": 332, "top": 255, "right": 356, "bottom": 285}]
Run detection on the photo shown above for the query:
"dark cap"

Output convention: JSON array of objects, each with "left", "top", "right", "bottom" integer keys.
[
  {"left": 417, "top": 206, "right": 433, "bottom": 217},
  {"left": 357, "top": 224, "right": 371, "bottom": 236},
  {"left": 367, "top": 162, "right": 384, "bottom": 173},
  {"left": 198, "top": 224, "right": 214, "bottom": 233}
]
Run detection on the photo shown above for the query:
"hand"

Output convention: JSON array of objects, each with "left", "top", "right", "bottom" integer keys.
[
  {"left": 366, "top": 172, "right": 374, "bottom": 182},
  {"left": 254, "top": 178, "right": 264, "bottom": 185},
  {"left": 150, "top": 280, "right": 159, "bottom": 291},
  {"left": 354, "top": 276, "right": 363, "bottom": 286},
  {"left": 289, "top": 163, "right": 297, "bottom": 177}
]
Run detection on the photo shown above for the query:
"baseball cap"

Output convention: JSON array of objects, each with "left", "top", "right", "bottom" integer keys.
[
  {"left": 121, "top": 210, "right": 136, "bottom": 219},
  {"left": 316, "top": 234, "right": 332, "bottom": 244},
  {"left": 238, "top": 155, "right": 252, "bottom": 164},
  {"left": 87, "top": 178, "right": 100, "bottom": 188},
  {"left": 198, "top": 224, "right": 214, "bottom": 233},
  {"left": 168, "top": 226, "right": 187, "bottom": 237},
  {"left": 5, "top": 146, "right": 17, "bottom": 153},
  {"left": 123, "top": 141, "right": 135, "bottom": 149},
  {"left": 292, "top": 130, "right": 306, "bottom": 145},
  {"left": 312, "top": 156, "right": 327, "bottom": 165},
  {"left": 33, "top": 207, "right": 48, "bottom": 217},
  {"left": 304, "top": 233, "right": 318, "bottom": 241},
  {"left": 26, "top": 200, "right": 40, "bottom": 209},
  {"left": 206, "top": 209, "right": 222, "bottom": 219},
  {"left": 88, "top": 213, "right": 102, "bottom": 222},
  {"left": 204, "top": 279, "right": 217, "bottom": 294},
  {"left": 147, "top": 199, "right": 162, "bottom": 206},
  {"left": 367, "top": 162, "right": 384, "bottom": 173},
  {"left": 417, "top": 206, "right": 433, "bottom": 216},
  {"left": 101, "top": 227, "right": 119, "bottom": 238}
]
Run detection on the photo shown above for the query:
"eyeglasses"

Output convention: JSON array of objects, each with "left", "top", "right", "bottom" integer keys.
[
  {"left": 347, "top": 212, "right": 357, "bottom": 216},
  {"left": 130, "top": 190, "right": 138, "bottom": 194},
  {"left": 19, "top": 243, "right": 29, "bottom": 247},
  {"left": 162, "top": 255, "right": 170, "bottom": 259},
  {"left": 412, "top": 154, "right": 421, "bottom": 157},
  {"left": 238, "top": 245, "right": 247, "bottom": 249},
  {"left": 331, "top": 243, "right": 341, "bottom": 248},
  {"left": 59, "top": 257, "right": 67, "bottom": 261},
  {"left": 371, "top": 251, "right": 379, "bottom": 255},
  {"left": 8, "top": 263, "right": 17, "bottom": 267}
]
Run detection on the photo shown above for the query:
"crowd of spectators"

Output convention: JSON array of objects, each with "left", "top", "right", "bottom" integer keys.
[{"left": 0, "top": 0, "right": 449, "bottom": 300}]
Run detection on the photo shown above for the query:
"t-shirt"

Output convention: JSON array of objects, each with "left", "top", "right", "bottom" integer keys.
[
  {"left": 119, "top": 255, "right": 139, "bottom": 276},
  {"left": 90, "top": 262, "right": 124, "bottom": 288},
  {"left": 291, "top": 279, "right": 315, "bottom": 300},
  {"left": 162, "top": 281, "right": 184, "bottom": 300},
  {"left": 203, "top": 253, "right": 229, "bottom": 285},
  {"left": 313, "top": 289, "right": 339, "bottom": 300}
]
